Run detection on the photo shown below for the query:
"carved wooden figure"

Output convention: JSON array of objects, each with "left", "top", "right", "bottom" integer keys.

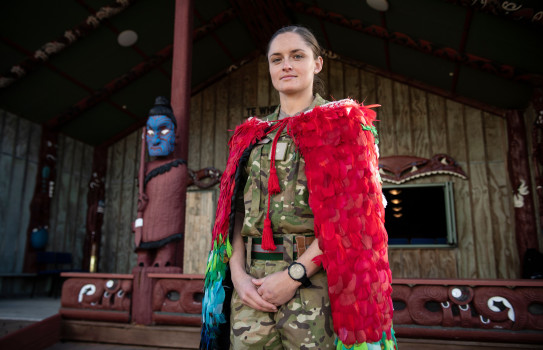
[{"left": 133, "top": 96, "right": 187, "bottom": 268}]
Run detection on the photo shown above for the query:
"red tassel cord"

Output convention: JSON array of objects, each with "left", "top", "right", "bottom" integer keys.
[{"left": 261, "top": 121, "right": 287, "bottom": 251}]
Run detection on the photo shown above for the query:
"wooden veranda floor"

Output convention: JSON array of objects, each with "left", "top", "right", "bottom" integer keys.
[{"left": 1, "top": 297, "right": 542, "bottom": 350}]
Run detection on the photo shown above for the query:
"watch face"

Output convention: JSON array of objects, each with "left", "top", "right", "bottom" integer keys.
[{"left": 289, "top": 263, "right": 305, "bottom": 280}]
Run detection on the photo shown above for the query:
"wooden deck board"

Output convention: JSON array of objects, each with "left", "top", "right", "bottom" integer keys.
[
  {"left": 398, "top": 338, "right": 543, "bottom": 349},
  {"left": 59, "top": 319, "right": 543, "bottom": 350},
  {"left": 61, "top": 320, "right": 200, "bottom": 349}
]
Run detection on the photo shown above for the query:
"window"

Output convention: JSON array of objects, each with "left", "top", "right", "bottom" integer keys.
[{"left": 383, "top": 182, "right": 457, "bottom": 247}]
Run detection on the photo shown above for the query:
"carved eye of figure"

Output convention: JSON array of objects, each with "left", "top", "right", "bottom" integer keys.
[
  {"left": 160, "top": 128, "right": 170, "bottom": 135},
  {"left": 147, "top": 129, "right": 155, "bottom": 136}
]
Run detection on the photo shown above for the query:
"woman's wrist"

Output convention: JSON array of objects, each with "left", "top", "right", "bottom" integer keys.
[
  {"left": 230, "top": 262, "right": 248, "bottom": 287},
  {"left": 283, "top": 269, "right": 302, "bottom": 288}
]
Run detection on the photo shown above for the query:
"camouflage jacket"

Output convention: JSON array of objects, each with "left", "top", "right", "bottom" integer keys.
[{"left": 239, "top": 94, "right": 327, "bottom": 238}]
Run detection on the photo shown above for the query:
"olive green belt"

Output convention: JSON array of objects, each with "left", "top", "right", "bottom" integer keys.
[{"left": 243, "top": 235, "right": 315, "bottom": 261}]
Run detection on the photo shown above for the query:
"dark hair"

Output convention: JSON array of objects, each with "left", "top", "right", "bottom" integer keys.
[
  {"left": 148, "top": 96, "right": 176, "bottom": 128},
  {"left": 266, "top": 25, "right": 326, "bottom": 97}
]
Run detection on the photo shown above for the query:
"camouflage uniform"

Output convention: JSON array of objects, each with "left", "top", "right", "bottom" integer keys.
[{"left": 230, "top": 95, "right": 336, "bottom": 349}]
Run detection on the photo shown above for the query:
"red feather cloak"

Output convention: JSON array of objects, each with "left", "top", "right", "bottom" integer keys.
[{"left": 202, "top": 99, "right": 394, "bottom": 348}]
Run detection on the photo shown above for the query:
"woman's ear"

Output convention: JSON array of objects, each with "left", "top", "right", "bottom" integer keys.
[{"left": 314, "top": 56, "right": 323, "bottom": 74}]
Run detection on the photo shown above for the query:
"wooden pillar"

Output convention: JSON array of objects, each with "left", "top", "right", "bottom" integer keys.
[
  {"left": 170, "top": 0, "right": 193, "bottom": 272},
  {"left": 22, "top": 127, "right": 58, "bottom": 272},
  {"left": 131, "top": 0, "right": 193, "bottom": 325},
  {"left": 531, "top": 88, "right": 543, "bottom": 233},
  {"left": 506, "top": 110, "right": 539, "bottom": 271},
  {"left": 82, "top": 146, "right": 108, "bottom": 272}
]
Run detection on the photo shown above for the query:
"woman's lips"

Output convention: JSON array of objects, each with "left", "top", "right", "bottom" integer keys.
[{"left": 281, "top": 75, "right": 296, "bottom": 80}]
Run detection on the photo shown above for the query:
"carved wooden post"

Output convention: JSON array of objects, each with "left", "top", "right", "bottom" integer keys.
[
  {"left": 22, "top": 127, "right": 58, "bottom": 272},
  {"left": 169, "top": 0, "right": 194, "bottom": 272},
  {"left": 531, "top": 88, "right": 543, "bottom": 232},
  {"left": 131, "top": 0, "right": 193, "bottom": 325},
  {"left": 506, "top": 110, "right": 539, "bottom": 272},
  {"left": 82, "top": 146, "right": 108, "bottom": 272}
]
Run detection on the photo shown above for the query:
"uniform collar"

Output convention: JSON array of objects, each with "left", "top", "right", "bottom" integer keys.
[{"left": 266, "top": 94, "right": 326, "bottom": 122}]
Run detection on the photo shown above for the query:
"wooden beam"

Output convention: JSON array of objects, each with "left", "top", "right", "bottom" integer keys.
[
  {"left": 446, "top": 0, "right": 543, "bottom": 27},
  {"left": 168, "top": 0, "right": 194, "bottom": 274},
  {"left": 380, "top": 12, "right": 391, "bottom": 72},
  {"left": 190, "top": 49, "right": 260, "bottom": 96},
  {"left": 451, "top": 8, "right": 473, "bottom": 94},
  {"left": 98, "top": 49, "right": 260, "bottom": 150},
  {"left": 194, "top": 9, "right": 236, "bottom": 63},
  {"left": 0, "top": 35, "right": 143, "bottom": 123},
  {"left": 0, "top": 314, "right": 61, "bottom": 350},
  {"left": 46, "top": 44, "right": 174, "bottom": 131},
  {"left": 76, "top": 0, "right": 171, "bottom": 80},
  {"left": 49, "top": 7, "right": 237, "bottom": 134},
  {"left": 229, "top": 0, "right": 291, "bottom": 51},
  {"left": 324, "top": 51, "right": 508, "bottom": 117},
  {"left": 0, "top": 0, "right": 135, "bottom": 89},
  {"left": 287, "top": 0, "right": 542, "bottom": 86}
]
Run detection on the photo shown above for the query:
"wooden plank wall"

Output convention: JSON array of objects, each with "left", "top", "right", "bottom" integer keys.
[
  {"left": 0, "top": 110, "right": 93, "bottom": 274},
  {"left": 48, "top": 133, "right": 94, "bottom": 270},
  {"left": 184, "top": 55, "right": 517, "bottom": 279},
  {"left": 100, "top": 55, "right": 518, "bottom": 279},
  {"left": 183, "top": 189, "right": 217, "bottom": 274},
  {"left": 0, "top": 110, "right": 41, "bottom": 274},
  {"left": 100, "top": 130, "right": 140, "bottom": 273},
  {"left": 524, "top": 105, "right": 543, "bottom": 253}
]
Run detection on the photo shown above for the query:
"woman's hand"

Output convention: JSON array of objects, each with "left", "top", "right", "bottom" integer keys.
[
  {"left": 252, "top": 270, "right": 300, "bottom": 306},
  {"left": 232, "top": 270, "right": 278, "bottom": 313}
]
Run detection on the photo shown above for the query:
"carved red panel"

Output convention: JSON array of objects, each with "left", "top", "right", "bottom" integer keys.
[{"left": 392, "top": 279, "right": 543, "bottom": 343}]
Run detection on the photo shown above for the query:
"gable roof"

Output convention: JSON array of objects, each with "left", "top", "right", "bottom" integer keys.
[{"left": 1, "top": 0, "right": 541, "bottom": 146}]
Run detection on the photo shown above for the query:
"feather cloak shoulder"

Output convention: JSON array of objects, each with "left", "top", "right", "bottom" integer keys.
[{"left": 200, "top": 100, "right": 395, "bottom": 350}]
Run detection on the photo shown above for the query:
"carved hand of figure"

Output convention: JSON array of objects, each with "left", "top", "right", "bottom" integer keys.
[{"left": 137, "top": 193, "right": 149, "bottom": 211}]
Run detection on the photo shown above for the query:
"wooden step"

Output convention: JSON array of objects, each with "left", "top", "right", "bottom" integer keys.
[{"left": 61, "top": 320, "right": 200, "bottom": 349}]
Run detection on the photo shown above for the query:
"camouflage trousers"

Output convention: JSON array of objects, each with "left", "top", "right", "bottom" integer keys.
[{"left": 230, "top": 250, "right": 336, "bottom": 349}]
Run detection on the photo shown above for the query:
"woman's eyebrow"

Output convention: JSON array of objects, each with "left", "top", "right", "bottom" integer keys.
[{"left": 269, "top": 48, "right": 307, "bottom": 57}]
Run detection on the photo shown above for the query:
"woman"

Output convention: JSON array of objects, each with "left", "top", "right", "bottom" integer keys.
[{"left": 201, "top": 26, "right": 396, "bottom": 350}]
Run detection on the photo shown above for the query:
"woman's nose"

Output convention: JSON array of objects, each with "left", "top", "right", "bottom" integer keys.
[{"left": 282, "top": 59, "right": 292, "bottom": 70}]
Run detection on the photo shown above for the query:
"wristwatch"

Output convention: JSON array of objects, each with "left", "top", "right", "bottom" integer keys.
[{"left": 287, "top": 262, "right": 312, "bottom": 287}]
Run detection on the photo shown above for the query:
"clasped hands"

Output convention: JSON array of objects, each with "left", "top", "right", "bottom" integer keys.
[{"left": 233, "top": 269, "right": 301, "bottom": 313}]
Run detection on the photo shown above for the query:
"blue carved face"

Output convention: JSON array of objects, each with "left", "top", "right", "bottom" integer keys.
[{"left": 146, "top": 115, "right": 175, "bottom": 156}]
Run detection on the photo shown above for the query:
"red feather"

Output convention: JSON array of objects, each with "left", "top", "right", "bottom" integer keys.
[{"left": 289, "top": 100, "right": 393, "bottom": 345}]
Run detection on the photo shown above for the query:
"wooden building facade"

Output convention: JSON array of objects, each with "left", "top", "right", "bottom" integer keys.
[{"left": 1, "top": 54, "right": 536, "bottom": 287}]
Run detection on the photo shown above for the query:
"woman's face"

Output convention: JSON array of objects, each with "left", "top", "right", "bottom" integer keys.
[{"left": 268, "top": 32, "right": 322, "bottom": 97}]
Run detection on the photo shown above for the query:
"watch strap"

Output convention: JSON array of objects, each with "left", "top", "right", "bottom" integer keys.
[{"left": 288, "top": 262, "right": 312, "bottom": 287}]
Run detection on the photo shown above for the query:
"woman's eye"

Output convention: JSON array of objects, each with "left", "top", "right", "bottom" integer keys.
[
  {"left": 160, "top": 129, "right": 170, "bottom": 135},
  {"left": 294, "top": 54, "right": 303, "bottom": 60},
  {"left": 271, "top": 58, "right": 281, "bottom": 64}
]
